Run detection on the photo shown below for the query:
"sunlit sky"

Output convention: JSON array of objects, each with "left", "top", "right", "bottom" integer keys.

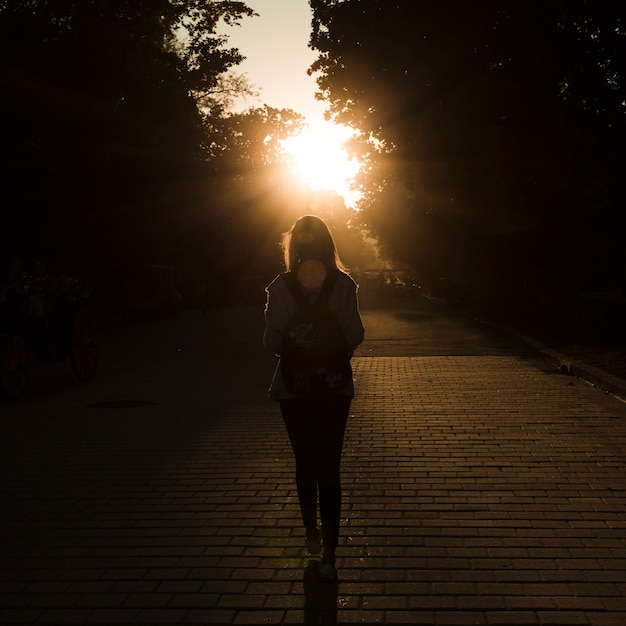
[
  {"left": 222, "top": 0, "right": 325, "bottom": 123},
  {"left": 221, "top": 0, "right": 361, "bottom": 207}
]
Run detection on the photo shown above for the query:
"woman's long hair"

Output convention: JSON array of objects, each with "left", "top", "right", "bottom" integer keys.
[{"left": 282, "top": 215, "right": 347, "bottom": 272}]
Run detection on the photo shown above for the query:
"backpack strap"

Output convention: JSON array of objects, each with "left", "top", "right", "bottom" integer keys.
[{"left": 282, "top": 271, "right": 305, "bottom": 307}]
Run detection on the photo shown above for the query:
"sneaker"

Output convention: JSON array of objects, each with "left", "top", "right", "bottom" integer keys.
[{"left": 305, "top": 528, "right": 321, "bottom": 555}]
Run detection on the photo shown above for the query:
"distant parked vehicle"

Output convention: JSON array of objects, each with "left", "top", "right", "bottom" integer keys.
[{"left": 361, "top": 269, "right": 421, "bottom": 296}]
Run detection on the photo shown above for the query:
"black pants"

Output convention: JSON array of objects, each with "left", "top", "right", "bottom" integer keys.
[{"left": 280, "top": 395, "right": 351, "bottom": 549}]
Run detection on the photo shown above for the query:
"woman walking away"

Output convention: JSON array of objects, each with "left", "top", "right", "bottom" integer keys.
[{"left": 263, "top": 215, "right": 365, "bottom": 582}]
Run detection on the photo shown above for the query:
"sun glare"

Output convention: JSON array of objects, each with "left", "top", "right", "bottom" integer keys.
[{"left": 282, "top": 123, "right": 361, "bottom": 207}]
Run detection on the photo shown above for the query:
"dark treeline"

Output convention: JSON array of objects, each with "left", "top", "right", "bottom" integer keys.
[
  {"left": 312, "top": 0, "right": 626, "bottom": 334},
  {"left": 3, "top": 1, "right": 626, "bottom": 332},
  {"left": 1, "top": 1, "right": 244, "bottom": 263}
]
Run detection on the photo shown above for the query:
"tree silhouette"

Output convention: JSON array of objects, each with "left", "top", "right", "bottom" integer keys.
[
  {"left": 0, "top": 0, "right": 255, "bottom": 271},
  {"left": 196, "top": 105, "right": 307, "bottom": 280},
  {"left": 310, "top": 0, "right": 626, "bottom": 317}
]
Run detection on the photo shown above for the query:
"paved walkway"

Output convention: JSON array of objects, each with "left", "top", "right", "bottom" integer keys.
[{"left": 2, "top": 299, "right": 626, "bottom": 625}]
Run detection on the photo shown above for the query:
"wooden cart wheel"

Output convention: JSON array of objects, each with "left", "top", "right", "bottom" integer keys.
[
  {"left": 0, "top": 333, "right": 29, "bottom": 399},
  {"left": 70, "top": 308, "right": 100, "bottom": 382}
]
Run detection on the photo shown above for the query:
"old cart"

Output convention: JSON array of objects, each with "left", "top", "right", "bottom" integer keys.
[{"left": 0, "top": 282, "right": 100, "bottom": 399}]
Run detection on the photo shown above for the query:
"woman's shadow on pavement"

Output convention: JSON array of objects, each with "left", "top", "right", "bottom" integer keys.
[{"left": 303, "top": 559, "right": 339, "bottom": 624}]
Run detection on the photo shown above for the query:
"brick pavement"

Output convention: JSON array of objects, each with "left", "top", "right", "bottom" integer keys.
[{"left": 1, "top": 302, "right": 626, "bottom": 625}]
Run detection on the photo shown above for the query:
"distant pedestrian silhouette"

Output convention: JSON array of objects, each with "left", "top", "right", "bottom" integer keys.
[{"left": 263, "top": 215, "right": 365, "bottom": 583}]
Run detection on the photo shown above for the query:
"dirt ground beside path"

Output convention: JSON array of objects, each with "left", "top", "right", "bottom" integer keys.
[{"left": 480, "top": 305, "right": 626, "bottom": 385}]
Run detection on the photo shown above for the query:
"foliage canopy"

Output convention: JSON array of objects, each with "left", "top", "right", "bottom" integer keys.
[
  {"left": 309, "top": 0, "right": 626, "bottom": 308},
  {"left": 0, "top": 0, "right": 255, "bottom": 266}
]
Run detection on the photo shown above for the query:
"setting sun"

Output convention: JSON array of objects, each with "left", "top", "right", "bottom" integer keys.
[{"left": 282, "top": 123, "right": 361, "bottom": 207}]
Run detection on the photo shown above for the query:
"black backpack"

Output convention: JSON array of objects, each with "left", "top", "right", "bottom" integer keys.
[{"left": 281, "top": 269, "right": 351, "bottom": 396}]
